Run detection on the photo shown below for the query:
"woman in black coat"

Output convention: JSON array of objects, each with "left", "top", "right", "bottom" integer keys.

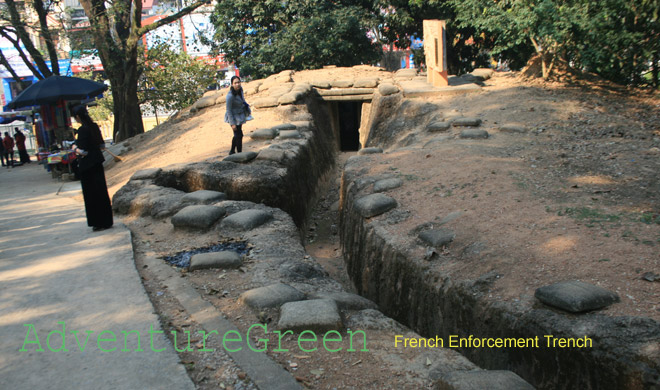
[{"left": 72, "top": 105, "right": 113, "bottom": 231}]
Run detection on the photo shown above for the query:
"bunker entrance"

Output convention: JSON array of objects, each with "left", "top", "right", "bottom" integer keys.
[{"left": 337, "top": 101, "right": 361, "bottom": 151}]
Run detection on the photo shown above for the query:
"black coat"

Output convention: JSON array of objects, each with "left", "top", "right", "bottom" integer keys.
[{"left": 75, "top": 123, "right": 105, "bottom": 173}]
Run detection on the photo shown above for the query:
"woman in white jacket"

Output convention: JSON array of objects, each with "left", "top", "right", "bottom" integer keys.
[{"left": 224, "top": 76, "right": 250, "bottom": 155}]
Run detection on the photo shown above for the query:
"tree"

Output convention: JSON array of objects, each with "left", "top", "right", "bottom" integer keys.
[
  {"left": 450, "top": 0, "right": 584, "bottom": 79},
  {"left": 139, "top": 43, "right": 218, "bottom": 115},
  {"left": 573, "top": 0, "right": 660, "bottom": 87},
  {"left": 210, "top": 0, "right": 381, "bottom": 79},
  {"left": 0, "top": 0, "right": 63, "bottom": 81},
  {"left": 77, "top": 0, "right": 210, "bottom": 142},
  {"left": 452, "top": 0, "right": 660, "bottom": 86}
]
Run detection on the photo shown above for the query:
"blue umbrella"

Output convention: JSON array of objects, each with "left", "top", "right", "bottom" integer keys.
[{"left": 7, "top": 75, "right": 108, "bottom": 109}]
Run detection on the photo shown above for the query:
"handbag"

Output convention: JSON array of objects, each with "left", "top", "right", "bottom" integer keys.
[{"left": 243, "top": 101, "right": 253, "bottom": 121}]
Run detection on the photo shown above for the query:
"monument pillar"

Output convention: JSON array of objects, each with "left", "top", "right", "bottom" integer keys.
[{"left": 423, "top": 20, "right": 448, "bottom": 87}]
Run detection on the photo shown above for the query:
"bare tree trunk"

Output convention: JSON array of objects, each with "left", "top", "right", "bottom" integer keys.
[
  {"left": 32, "top": 0, "right": 60, "bottom": 75},
  {"left": 109, "top": 48, "right": 144, "bottom": 142},
  {"left": 78, "top": 0, "right": 209, "bottom": 142}
]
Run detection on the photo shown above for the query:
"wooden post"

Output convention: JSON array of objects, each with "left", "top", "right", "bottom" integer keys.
[{"left": 423, "top": 20, "right": 449, "bottom": 87}]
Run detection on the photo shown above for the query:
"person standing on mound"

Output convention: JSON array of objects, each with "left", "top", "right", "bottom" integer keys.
[
  {"left": 224, "top": 76, "right": 250, "bottom": 155},
  {"left": 71, "top": 105, "right": 113, "bottom": 232}
]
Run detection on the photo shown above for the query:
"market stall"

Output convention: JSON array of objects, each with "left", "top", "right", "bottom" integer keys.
[{"left": 43, "top": 149, "right": 77, "bottom": 179}]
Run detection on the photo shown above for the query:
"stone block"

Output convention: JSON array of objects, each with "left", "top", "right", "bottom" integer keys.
[
  {"left": 471, "top": 68, "right": 495, "bottom": 80},
  {"left": 291, "top": 121, "right": 312, "bottom": 130},
  {"left": 223, "top": 151, "right": 258, "bottom": 163},
  {"left": 272, "top": 123, "right": 297, "bottom": 131},
  {"left": 239, "top": 283, "right": 306, "bottom": 309},
  {"left": 278, "top": 130, "right": 301, "bottom": 139},
  {"left": 278, "top": 299, "right": 343, "bottom": 332},
  {"left": 354, "top": 193, "right": 397, "bottom": 218},
  {"left": 434, "top": 370, "right": 534, "bottom": 390},
  {"left": 189, "top": 251, "right": 242, "bottom": 271},
  {"left": 317, "top": 88, "right": 374, "bottom": 96},
  {"left": 395, "top": 69, "right": 418, "bottom": 78},
  {"left": 428, "top": 122, "right": 451, "bottom": 132},
  {"left": 220, "top": 209, "right": 273, "bottom": 230},
  {"left": 308, "top": 292, "right": 378, "bottom": 310},
  {"left": 331, "top": 80, "right": 354, "bottom": 88},
  {"left": 292, "top": 83, "right": 312, "bottom": 94},
  {"left": 278, "top": 91, "right": 303, "bottom": 105},
  {"left": 182, "top": 190, "right": 227, "bottom": 204},
  {"left": 131, "top": 168, "right": 161, "bottom": 180},
  {"left": 535, "top": 280, "right": 620, "bottom": 313},
  {"left": 419, "top": 229, "right": 455, "bottom": 248},
  {"left": 373, "top": 178, "right": 403, "bottom": 192},
  {"left": 193, "top": 95, "right": 219, "bottom": 110},
  {"left": 354, "top": 78, "right": 379, "bottom": 88},
  {"left": 171, "top": 205, "right": 226, "bottom": 230},
  {"left": 249, "top": 128, "right": 278, "bottom": 140},
  {"left": 378, "top": 83, "right": 399, "bottom": 96},
  {"left": 459, "top": 129, "right": 489, "bottom": 139},
  {"left": 253, "top": 97, "right": 279, "bottom": 108},
  {"left": 256, "top": 148, "right": 286, "bottom": 163},
  {"left": 310, "top": 80, "right": 332, "bottom": 89}
]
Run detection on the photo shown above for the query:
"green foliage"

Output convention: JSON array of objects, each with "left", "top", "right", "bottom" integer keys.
[
  {"left": 138, "top": 44, "right": 219, "bottom": 114},
  {"left": 451, "top": 0, "right": 660, "bottom": 85},
  {"left": 74, "top": 71, "right": 113, "bottom": 122},
  {"left": 210, "top": 0, "right": 381, "bottom": 79},
  {"left": 377, "top": 0, "right": 491, "bottom": 74}
]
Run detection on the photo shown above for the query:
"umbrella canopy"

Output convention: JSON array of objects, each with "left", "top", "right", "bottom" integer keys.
[{"left": 7, "top": 75, "right": 108, "bottom": 109}]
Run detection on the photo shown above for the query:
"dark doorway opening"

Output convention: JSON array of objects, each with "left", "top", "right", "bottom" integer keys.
[{"left": 338, "top": 101, "right": 361, "bottom": 151}]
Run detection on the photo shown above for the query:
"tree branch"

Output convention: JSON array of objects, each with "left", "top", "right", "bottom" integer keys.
[
  {"left": 136, "top": 0, "right": 210, "bottom": 37},
  {"left": 32, "top": 0, "right": 60, "bottom": 74},
  {"left": 0, "top": 49, "right": 24, "bottom": 83},
  {"left": 4, "top": 0, "right": 53, "bottom": 78},
  {"left": 0, "top": 27, "right": 46, "bottom": 79}
]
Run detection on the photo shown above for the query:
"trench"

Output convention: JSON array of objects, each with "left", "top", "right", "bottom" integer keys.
[
  {"left": 116, "top": 91, "right": 659, "bottom": 389},
  {"left": 299, "top": 96, "right": 658, "bottom": 389}
]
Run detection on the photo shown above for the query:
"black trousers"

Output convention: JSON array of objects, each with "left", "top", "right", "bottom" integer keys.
[
  {"left": 4, "top": 151, "right": 13, "bottom": 166},
  {"left": 80, "top": 162, "right": 113, "bottom": 228},
  {"left": 18, "top": 149, "right": 30, "bottom": 163},
  {"left": 231, "top": 125, "right": 243, "bottom": 154}
]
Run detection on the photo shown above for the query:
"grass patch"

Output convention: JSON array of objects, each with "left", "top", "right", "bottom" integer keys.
[
  {"left": 557, "top": 207, "right": 621, "bottom": 223},
  {"left": 639, "top": 213, "right": 660, "bottom": 225}
]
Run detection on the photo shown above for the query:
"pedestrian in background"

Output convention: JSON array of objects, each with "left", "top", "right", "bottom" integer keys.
[
  {"left": 0, "top": 133, "right": 6, "bottom": 167},
  {"left": 14, "top": 128, "right": 30, "bottom": 164},
  {"left": 3, "top": 132, "right": 14, "bottom": 168},
  {"left": 224, "top": 76, "right": 250, "bottom": 155},
  {"left": 71, "top": 105, "right": 113, "bottom": 232}
]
